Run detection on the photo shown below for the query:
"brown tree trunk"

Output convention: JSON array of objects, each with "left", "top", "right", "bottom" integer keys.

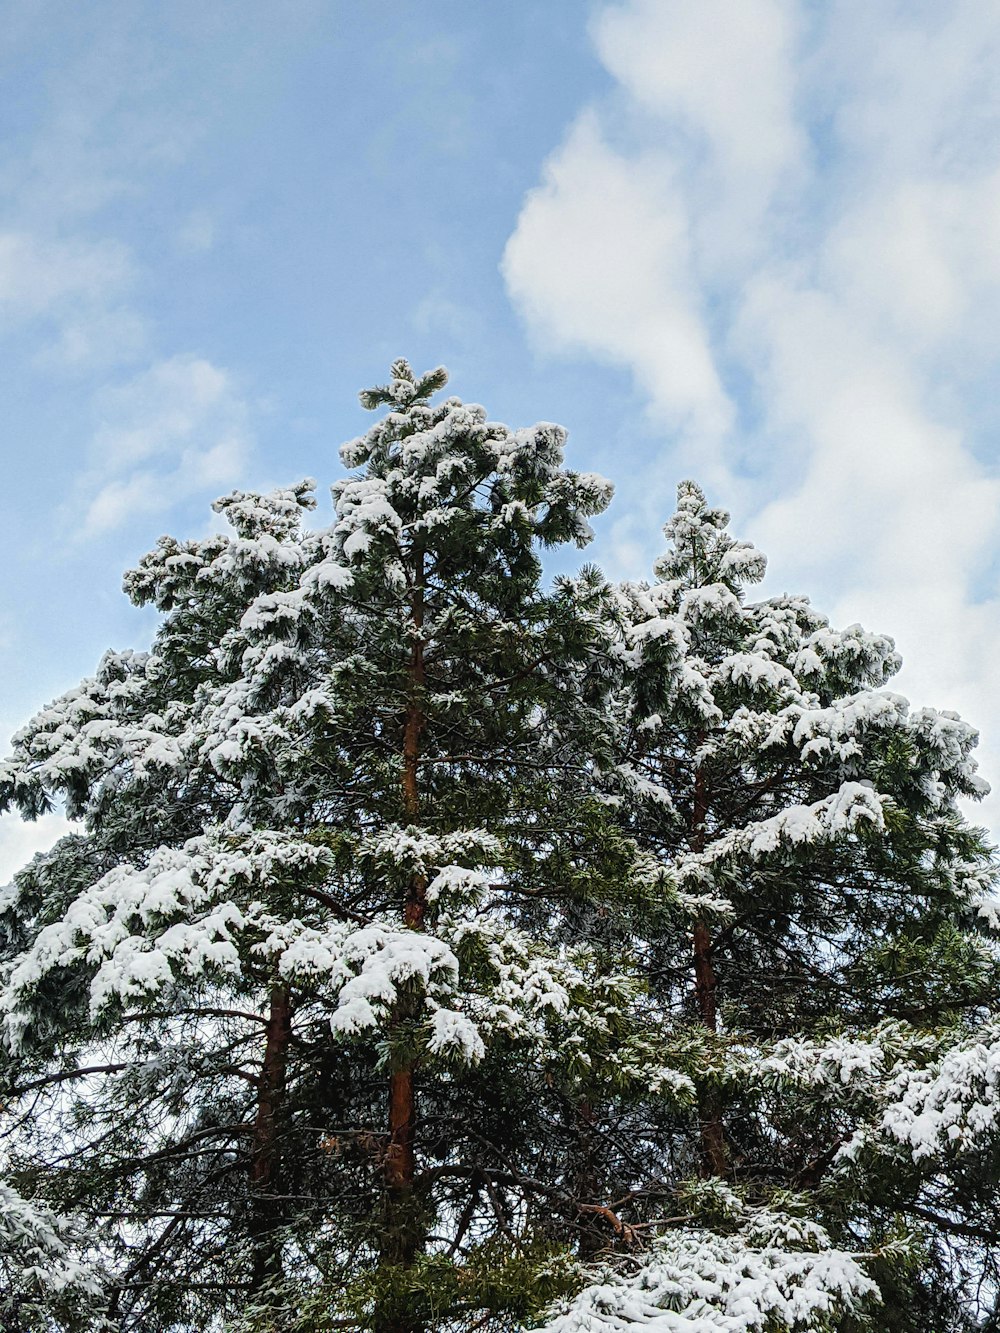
[
  {"left": 691, "top": 762, "right": 728, "bottom": 1177},
  {"left": 249, "top": 981, "right": 293, "bottom": 1295},
  {"left": 377, "top": 549, "right": 427, "bottom": 1333},
  {"left": 573, "top": 1097, "right": 606, "bottom": 1257}
]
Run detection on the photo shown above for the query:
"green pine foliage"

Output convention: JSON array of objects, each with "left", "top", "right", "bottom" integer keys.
[
  {"left": 0, "top": 368, "right": 997, "bottom": 1332},
  {"left": 536, "top": 481, "right": 1000, "bottom": 1332}
]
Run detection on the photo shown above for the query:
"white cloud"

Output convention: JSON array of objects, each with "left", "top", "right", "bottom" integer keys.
[
  {"left": 81, "top": 354, "right": 251, "bottom": 534},
  {"left": 0, "top": 231, "right": 150, "bottom": 372},
  {"left": 44, "top": 306, "right": 150, "bottom": 371},
  {"left": 504, "top": 113, "right": 734, "bottom": 464},
  {"left": 505, "top": 0, "right": 1000, "bottom": 829},
  {"left": 0, "top": 231, "right": 251, "bottom": 537},
  {"left": 593, "top": 0, "right": 804, "bottom": 269},
  {"left": 411, "top": 291, "right": 477, "bottom": 342},
  {"left": 0, "top": 232, "right": 133, "bottom": 319},
  {"left": 0, "top": 23, "right": 250, "bottom": 524}
]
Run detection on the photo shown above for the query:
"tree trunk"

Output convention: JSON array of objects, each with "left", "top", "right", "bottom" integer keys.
[
  {"left": 249, "top": 981, "right": 293, "bottom": 1295},
  {"left": 573, "top": 1097, "right": 606, "bottom": 1257},
  {"left": 691, "top": 762, "right": 728, "bottom": 1177},
  {"left": 377, "top": 548, "right": 427, "bottom": 1333}
]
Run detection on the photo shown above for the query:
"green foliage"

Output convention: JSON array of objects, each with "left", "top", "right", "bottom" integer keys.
[{"left": 246, "top": 1242, "right": 581, "bottom": 1333}]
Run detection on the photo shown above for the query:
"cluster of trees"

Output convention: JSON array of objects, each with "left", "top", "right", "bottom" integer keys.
[{"left": 1, "top": 362, "right": 998, "bottom": 1332}]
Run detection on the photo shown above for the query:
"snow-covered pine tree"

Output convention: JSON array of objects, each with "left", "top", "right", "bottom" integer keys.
[
  {"left": 532, "top": 481, "right": 1000, "bottom": 1332},
  {"left": 0, "top": 363, "right": 679, "bottom": 1332}
]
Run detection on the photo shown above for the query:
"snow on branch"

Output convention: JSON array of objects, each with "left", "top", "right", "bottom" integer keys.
[{"left": 534, "top": 1208, "right": 877, "bottom": 1332}]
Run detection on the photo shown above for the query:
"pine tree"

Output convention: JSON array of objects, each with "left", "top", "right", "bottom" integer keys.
[
  {"left": 532, "top": 482, "right": 1000, "bottom": 1331},
  {"left": 0, "top": 363, "right": 657, "bottom": 1331}
]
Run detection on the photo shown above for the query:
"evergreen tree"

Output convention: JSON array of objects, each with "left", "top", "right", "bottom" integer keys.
[
  {"left": 0, "top": 363, "right": 657, "bottom": 1331},
  {"left": 533, "top": 482, "right": 1000, "bottom": 1331},
  {"left": 1, "top": 377, "right": 998, "bottom": 1332}
]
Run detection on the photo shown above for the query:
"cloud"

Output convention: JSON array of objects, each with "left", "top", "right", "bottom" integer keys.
[
  {"left": 504, "top": 113, "right": 733, "bottom": 462},
  {"left": 410, "top": 291, "right": 478, "bottom": 343},
  {"left": 0, "top": 230, "right": 148, "bottom": 371},
  {"left": 505, "top": 0, "right": 1000, "bottom": 828},
  {"left": 0, "top": 15, "right": 252, "bottom": 525},
  {"left": 593, "top": 0, "right": 804, "bottom": 268},
  {"left": 0, "top": 232, "right": 133, "bottom": 319},
  {"left": 81, "top": 354, "right": 251, "bottom": 534}
]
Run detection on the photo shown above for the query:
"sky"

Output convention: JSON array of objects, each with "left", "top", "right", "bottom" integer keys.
[{"left": 3, "top": 0, "right": 1000, "bottom": 876}]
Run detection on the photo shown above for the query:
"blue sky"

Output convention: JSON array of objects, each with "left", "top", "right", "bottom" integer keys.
[{"left": 4, "top": 0, "right": 1000, "bottom": 872}]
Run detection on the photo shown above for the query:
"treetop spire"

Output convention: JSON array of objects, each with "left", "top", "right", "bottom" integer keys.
[
  {"left": 357, "top": 358, "right": 449, "bottom": 412},
  {"left": 655, "top": 477, "right": 767, "bottom": 592}
]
